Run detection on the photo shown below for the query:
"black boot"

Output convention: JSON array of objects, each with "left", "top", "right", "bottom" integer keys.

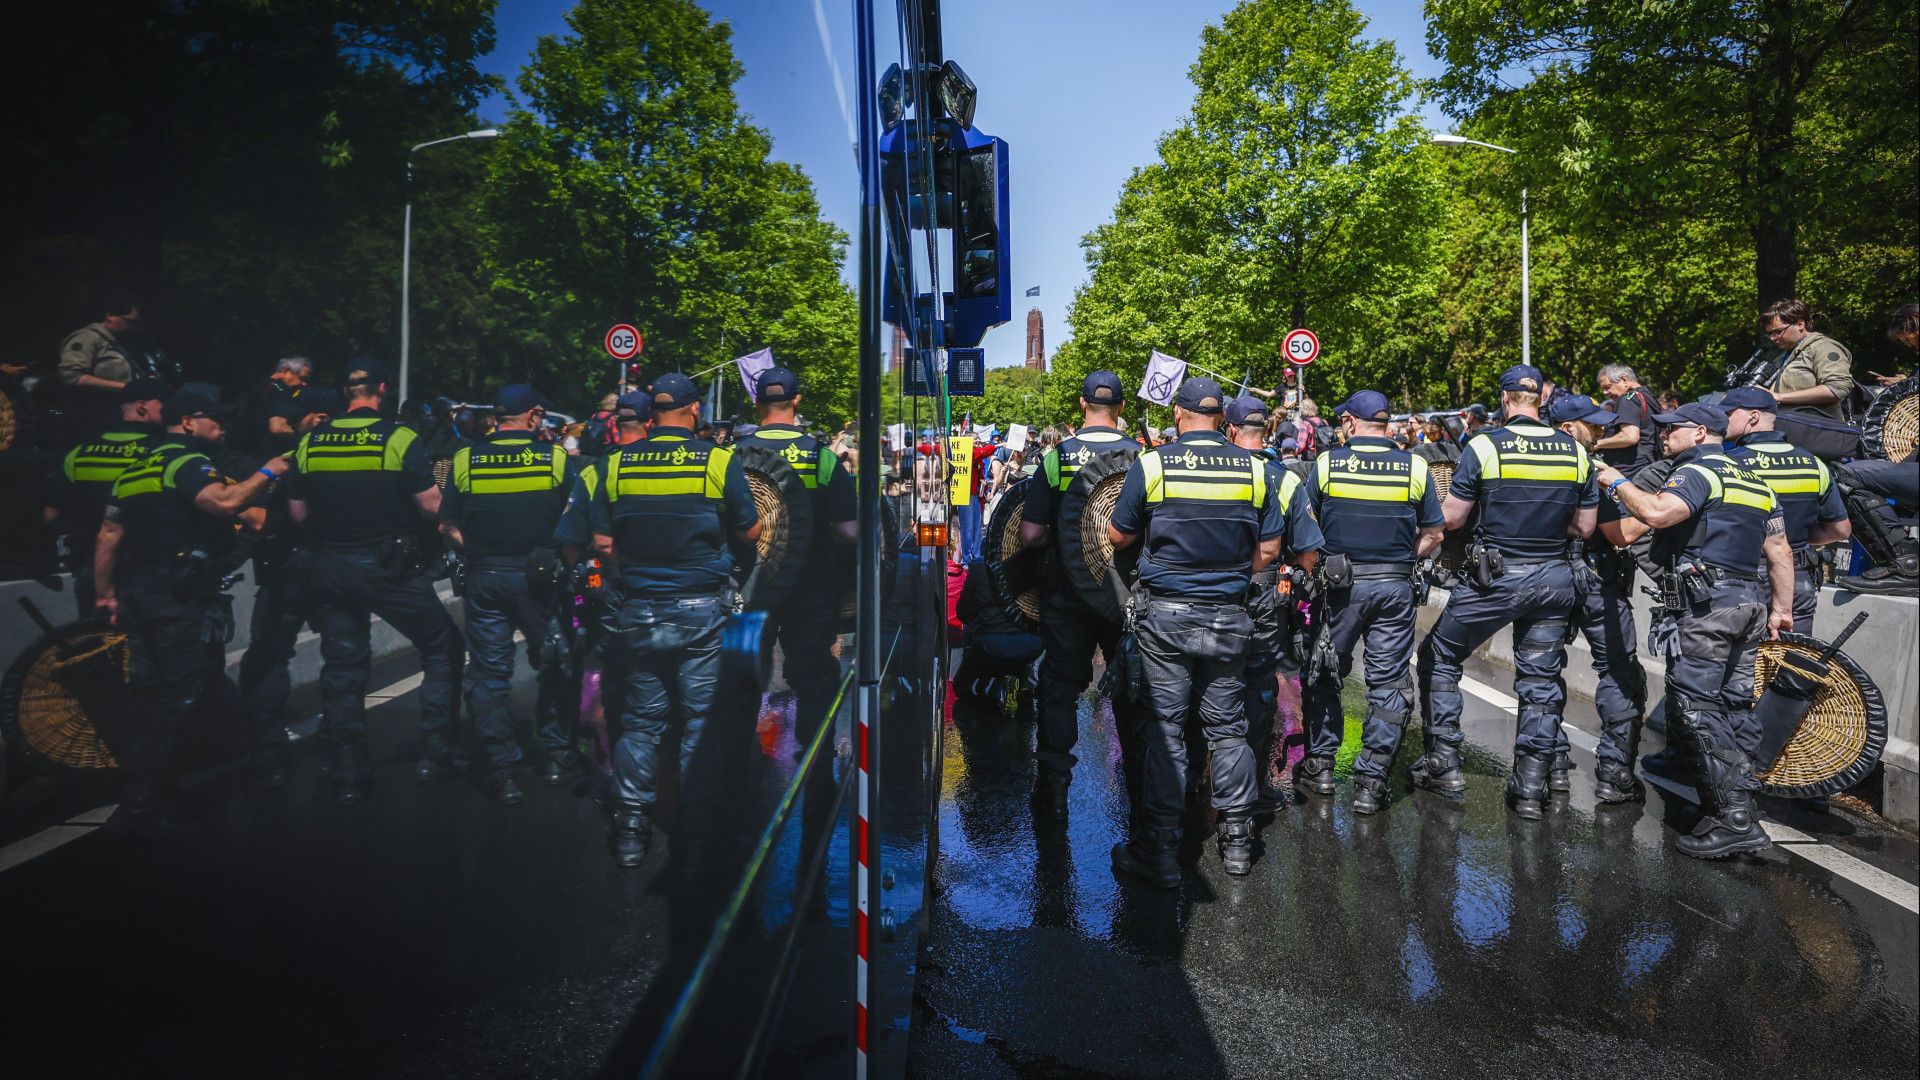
[
  {"left": 415, "top": 744, "right": 467, "bottom": 785},
  {"left": 104, "top": 782, "right": 192, "bottom": 842},
  {"left": 1293, "top": 755, "right": 1336, "bottom": 797},
  {"left": 1638, "top": 744, "right": 1685, "bottom": 779},
  {"left": 542, "top": 749, "right": 580, "bottom": 787},
  {"left": 1410, "top": 737, "right": 1467, "bottom": 797},
  {"left": 490, "top": 769, "right": 528, "bottom": 806},
  {"left": 1505, "top": 752, "right": 1551, "bottom": 820},
  {"left": 1111, "top": 828, "right": 1180, "bottom": 889},
  {"left": 1217, "top": 817, "right": 1254, "bottom": 876},
  {"left": 1352, "top": 774, "right": 1391, "bottom": 816},
  {"left": 1031, "top": 773, "right": 1069, "bottom": 819},
  {"left": 1677, "top": 738, "right": 1770, "bottom": 859},
  {"left": 247, "top": 742, "right": 291, "bottom": 790},
  {"left": 611, "top": 807, "right": 653, "bottom": 868},
  {"left": 1839, "top": 555, "right": 1919, "bottom": 596},
  {"left": 1549, "top": 751, "right": 1572, "bottom": 793},
  {"left": 1592, "top": 762, "right": 1645, "bottom": 804},
  {"left": 333, "top": 741, "right": 370, "bottom": 805}
]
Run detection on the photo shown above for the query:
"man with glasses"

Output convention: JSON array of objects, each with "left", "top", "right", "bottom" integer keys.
[{"left": 1758, "top": 299, "right": 1854, "bottom": 423}]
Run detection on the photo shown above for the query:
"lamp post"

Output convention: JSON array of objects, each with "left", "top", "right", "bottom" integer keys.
[
  {"left": 1432, "top": 132, "right": 1529, "bottom": 367},
  {"left": 400, "top": 128, "right": 499, "bottom": 405}
]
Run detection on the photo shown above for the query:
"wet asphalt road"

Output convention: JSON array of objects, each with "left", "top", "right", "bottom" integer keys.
[
  {"left": 0, "top": 648, "right": 857, "bottom": 1079},
  {"left": 909, "top": 658, "right": 1919, "bottom": 1079}
]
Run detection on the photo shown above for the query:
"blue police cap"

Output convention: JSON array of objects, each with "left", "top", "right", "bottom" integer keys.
[
  {"left": 1334, "top": 389, "right": 1391, "bottom": 422},
  {"left": 614, "top": 390, "right": 651, "bottom": 421},
  {"left": 1545, "top": 392, "right": 1616, "bottom": 426},
  {"left": 494, "top": 383, "right": 552, "bottom": 416},
  {"left": 1174, "top": 376, "right": 1224, "bottom": 414},
  {"left": 1081, "top": 369, "right": 1124, "bottom": 405},
  {"left": 650, "top": 372, "right": 701, "bottom": 410},
  {"left": 1225, "top": 395, "right": 1269, "bottom": 427},
  {"left": 1499, "top": 364, "right": 1545, "bottom": 393},
  {"left": 755, "top": 366, "right": 799, "bottom": 403},
  {"left": 1720, "top": 386, "right": 1777, "bottom": 412},
  {"left": 1651, "top": 401, "right": 1728, "bottom": 434}
]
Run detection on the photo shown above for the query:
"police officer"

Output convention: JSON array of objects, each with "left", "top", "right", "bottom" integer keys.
[
  {"left": 438, "top": 384, "right": 581, "bottom": 803},
  {"left": 91, "top": 392, "right": 290, "bottom": 837},
  {"left": 1549, "top": 392, "right": 1651, "bottom": 803},
  {"left": 49, "top": 377, "right": 168, "bottom": 615},
  {"left": 1224, "top": 394, "right": 1322, "bottom": 808},
  {"left": 1017, "top": 370, "right": 1143, "bottom": 818},
  {"left": 287, "top": 361, "right": 462, "bottom": 804},
  {"left": 1106, "top": 377, "right": 1285, "bottom": 884},
  {"left": 1595, "top": 402, "right": 1795, "bottom": 858},
  {"left": 1416, "top": 365, "right": 1598, "bottom": 819},
  {"left": 589, "top": 372, "right": 760, "bottom": 867},
  {"left": 731, "top": 367, "right": 858, "bottom": 751},
  {"left": 1722, "top": 386, "right": 1850, "bottom": 633},
  {"left": 1299, "top": 390, "right": 1440, "bottom": 815}
]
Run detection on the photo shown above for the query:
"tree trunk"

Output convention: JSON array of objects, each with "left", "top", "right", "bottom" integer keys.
[{"left": 1750, "top": 0, "right": 1800, "bottom": 309}]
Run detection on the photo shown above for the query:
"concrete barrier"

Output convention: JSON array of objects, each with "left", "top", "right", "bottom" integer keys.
[{"left": 1419, "top": 582, "right": 1919, "bottom": 833}]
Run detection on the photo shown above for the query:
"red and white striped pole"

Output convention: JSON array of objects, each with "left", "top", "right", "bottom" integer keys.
[{"left": 855, "top": 696, "right": 872, "bottom": 1077}]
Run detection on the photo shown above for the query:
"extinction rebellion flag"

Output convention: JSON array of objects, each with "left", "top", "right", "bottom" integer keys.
[{"left": 1138, "top": 350, "right": 1187, "bottom": 406}]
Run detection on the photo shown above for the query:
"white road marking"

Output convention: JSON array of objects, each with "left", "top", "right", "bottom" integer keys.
[
  {"left": 1459, "top": 679, "right": 1920, "bottom": 916},
  {"left": 365, "top": 672, "right": 425, "bottom": 701},
  {"left": 0, "top": 805, "right": 119, "bottom": 875},
  {"left": 222, "top": 582, "right": 456, "bottom": 666}
]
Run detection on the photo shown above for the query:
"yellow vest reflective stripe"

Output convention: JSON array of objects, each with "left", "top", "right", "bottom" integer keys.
[
  {"left": 607, "top": 439, "right": 730, "bottom": 500},
  {"left": 1686, "top": 454, "right": 1777, "bottom": 513},
  {"left": 1314, "top": 447, "right": 1428, "bottom": 503},
  {"left": 63, "top": 432, "right": 151, "bottom": 484},
  {"left": 110, "top": 443, "right": 205, "bottom": 499},
  {"left": 451, "top": 439, "right": 567, "bottom": 495},
  {"left": 294, "top": 418, "right": 416, "bottom": 474},
  {"left": 744, "top": 428, "right": 836, "bottom": 489},
  {"left": 1140, "top": 448, "right": 1267, "bottom": 507},
  {"left": 1469, "top": 432, "right": 1591, "bottom": 484}
]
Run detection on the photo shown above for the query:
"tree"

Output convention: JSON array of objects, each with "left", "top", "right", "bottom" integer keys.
[
  {"left": 477, "top": 0, "right": 857, "bottom": 422},
  {"left": 1050, "top": 0, "right": 1448, "bottom": 420}
]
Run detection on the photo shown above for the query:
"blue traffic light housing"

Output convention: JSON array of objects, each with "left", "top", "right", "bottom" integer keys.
[{"left": 879, "top": 116, "right": 1011, "bottom": 358}]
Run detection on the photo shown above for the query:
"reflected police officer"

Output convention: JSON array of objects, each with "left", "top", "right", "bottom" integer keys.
[
  {"left": 1300, "top": 390, "right": 1441, "bottom": 815},
  {"left": 49, "top": 376, "right": 168, "bottom": 615},
  {"left": 1018, "top": 369, "right": 1143, "bottom": 819},
  {"left": 287, "top": 360, "right": 463, "bottom": 804},
  {"left": 588, "top": 372, "right": 760, "bottom": 868},
  {"left": 439, "top": 383, "right": 582, "bottom": 803},
  {"left": 1721, "top": 386, "right": 1850, "bottom": 634},
  {"left": 1107, "top": 377, "right": 1285, "bottom": 885},
  {"left": 1416, "top": 365, "right": 1598, "bottom": 820},
  {"left": 1224, "top": 394, "right": 1322, "bottom": 809},
  {"left": 92, "top": 392, "right": 290, "bottom": 837},
  {"left": 1594, "top": 402, "right": 1794, "bottom": 858}
]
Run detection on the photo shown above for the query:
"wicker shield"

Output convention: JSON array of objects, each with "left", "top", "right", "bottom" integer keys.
[
  {"left": 1752, "top": 631, "right": 1888, "bottom": 798},
  {"left": 1861, "top": 374, "right": 1918, "bottom": 463},
  {"left": 1059, "top": 449, "right": 1142, "bottom": 623},
  {"left": 0, "top": 621, "right": 130, "bottom": 771},
  {"left": 1412, "top": 441, "right": 1470, "bottom": 575},
  {"left": 733, "top": 444, "right": 815, "bottom": 612},
  {"left": 981, "top": 476, "right": 1043, "bottom": 632},
  {"left": 0, "top": 389, "right": 17, "bottom": 451}
]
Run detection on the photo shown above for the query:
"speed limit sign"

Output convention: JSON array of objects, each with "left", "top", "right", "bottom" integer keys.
[
  {"left": 1283, "top": 327, "right": 1321, "bottom": 365},
  {"left": 604, "top": 324, "right": 643, "bottom": 360}
]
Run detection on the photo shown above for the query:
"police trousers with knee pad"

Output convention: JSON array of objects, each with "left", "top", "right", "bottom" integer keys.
[
  {"left": 462, "top": 559, "right": 571, "bottom": 769},
  {"left": 1136, "top": 597, "right": 1255, "bottom": 836},
  {"left": 609, "top": 593, "right": 728, "bottom": 812},
  {"left": 1662, "top": 577, "right": 1768, "bottom": 797},
  {"left": 1419, "top": 559, "right": 1577, "bottom": 757},
  {"left": 1243, "top": 578, "right": 1289, "bottom": 784},
  {"left": 239, "top": 548, "right": 313, "bottom": 745},
  {"left": 1571, "top": 554, "right": 1647, "bottom": 769},
  {"left": 310, "top": 546, "right": 462, "bottom": 752},
  {"left": 1036, "top": 583, "right": 1141, "bottom": 785},
  {"left": 95, "top": 572, "right": 235, "bottom": 787},
  {"left": 1302, "top": 574, "right": 1418, "bottom": 780}
]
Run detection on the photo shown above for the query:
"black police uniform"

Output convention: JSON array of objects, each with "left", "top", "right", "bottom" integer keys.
[
  {"left": 1726, "top": 431, "right": 1845, "bottom": 634},
  {"left": 1245, "top": 456, "right": 1322, "bottom": 800},
  {"left": 1023, "top": 421, "right": 1142, "bottom": 804},
  {"left": 97, "top": 437, "right": 246, "bottom": 830},
  {"left": 1300, "top": 435, "right": 1439, "bottom": 807},
  {"left": 729, "top": 422, "right": 856, "bottom": 744},
  {"left": 1108, "top": 427, "right": 1284, "bottom": 873},
  {"left": 1417, "top": 415, "right": 1597, "bottom": 813},
  {"left": 1646, "top": 447, "right": 1781, "bottom": 855},
  {"left": 1577, "top": 482, "right": 1653, "bottom": 797},
  {"left": 588, "top": 425, "right": 757, "bottom": 864},
  {"left": 289, "top": 408, "right": 462, "bottom": 797},
  {"left": 441, "top": 430, "right": 580, "bottom": 784},
  {"left": 53, "top": 421, "right": 161, "bottom": 614}
]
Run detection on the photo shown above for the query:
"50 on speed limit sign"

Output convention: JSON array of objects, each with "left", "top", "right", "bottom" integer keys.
[
  {"left": 1283, "top": 327, "right": 1320, "bottom": 365},
  {"left": 604, "top": 324, "right": 643, "bottom": 360}
]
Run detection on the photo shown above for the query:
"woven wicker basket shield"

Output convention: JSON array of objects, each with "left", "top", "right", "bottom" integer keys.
[
  {"left": 0, "top": 622, "right": 130, "bottom": 771},
  {"left": 1752, "top": 631, "right": 1888, "bottom": 798},
  {"left": 981, "top": 476, "right": 1043, "bottom": 632},
  {"left": 733, "top": 444, "right": 815, "bottom": 612},
  {"left": 0, "top": 389, "right": 17, "bottom": 451},
  {"left": 1059, "top": 449, "right": 1142, "bottom": 623},
  {"left": 1861, "top": 374, "right": 1918, "bottom": 463}
]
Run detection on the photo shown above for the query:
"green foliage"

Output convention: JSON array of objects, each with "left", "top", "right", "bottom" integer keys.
[
  {"left": 477, "top": 0, "right": 857, "bottom": 422},
  {"left": 960, "top": 366, "right": 1048, "bottom": 430}
]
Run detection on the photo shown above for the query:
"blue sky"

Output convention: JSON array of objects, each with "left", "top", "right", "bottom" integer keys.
[{"left": 478, "top": 1, "right": 1445, "bottom": 368}]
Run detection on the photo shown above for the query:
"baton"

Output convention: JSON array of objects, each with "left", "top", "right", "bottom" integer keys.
[{"left": 1753, "top": 612, "right": 1869, "bottom": 770}]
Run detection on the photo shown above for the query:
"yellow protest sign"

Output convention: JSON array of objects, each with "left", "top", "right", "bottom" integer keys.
[{"left": 948, "top": 436, "right": 974, "bottom": 506}]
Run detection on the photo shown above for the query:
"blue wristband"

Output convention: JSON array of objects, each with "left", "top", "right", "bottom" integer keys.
[
  {"left": 1606, "top": 477, "right": 1628, "bottom": 499},
  {"left": 257, "top": 467, "right": 279, "bottom": 484}
]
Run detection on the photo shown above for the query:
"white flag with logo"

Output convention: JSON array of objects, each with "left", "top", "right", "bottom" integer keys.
[
  {"left": 887, "top": 423, "right": 907, "bottom": 450},
  {"left": 1138, "top": 350, "right": 1187, "bottom": 406},
  {"left": 1006, "top": 423, "right": 1029, "bottom": 451},
  {"left": 735, "top": 347, "right": 776, "bottom": 400}
]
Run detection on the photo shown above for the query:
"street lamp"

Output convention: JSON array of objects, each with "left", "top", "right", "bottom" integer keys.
[
  {"left": 400, "top": 128, "right": 499, "bottom": 404},
  {"left": 1432, "top": 132, "right": 1530, "bottom": 367}
]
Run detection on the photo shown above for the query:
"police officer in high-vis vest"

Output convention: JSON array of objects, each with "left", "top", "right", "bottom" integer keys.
[
  {"left": 1018, "top": 369, "right": 1143, "bottom": 819},
  {"left": 439, "top": 383, "right": 581, "bottom": 804},
  {"left": 588, "top": 372, "right": 760, "bottom": 868},
  {"left": 1547, "top": 392, "right": 1652, "bottom": 804},
  {"left": 1106, "top": 377, "right": 1285, "bottom": 886},
  {"left": 49, "top": 377, "right": 168, "bottom": 616},
  {"left": 731, "top": 367, "right": 857, "bottom": 749},
  {"left": 92, "top": 392, "right": 289, "bottom": 838},
  {"left": 1223, "top": 394, "right": 1322, "bottom": 809},
  {"left": 1300, "top": 390, "right": 1441, "bottom": 815},
  {"left": 1595, "top": 402, "right": 1795, "bottom": 858},
  {"left": 287, "top": 361, "right": 463, "bottom": 804},
  {"left": 1721, "top": 386, "right": 1850, "bottom": 634},
  {"left": 1416, "top": 365, "right": 1598, "bottom": 820}
]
